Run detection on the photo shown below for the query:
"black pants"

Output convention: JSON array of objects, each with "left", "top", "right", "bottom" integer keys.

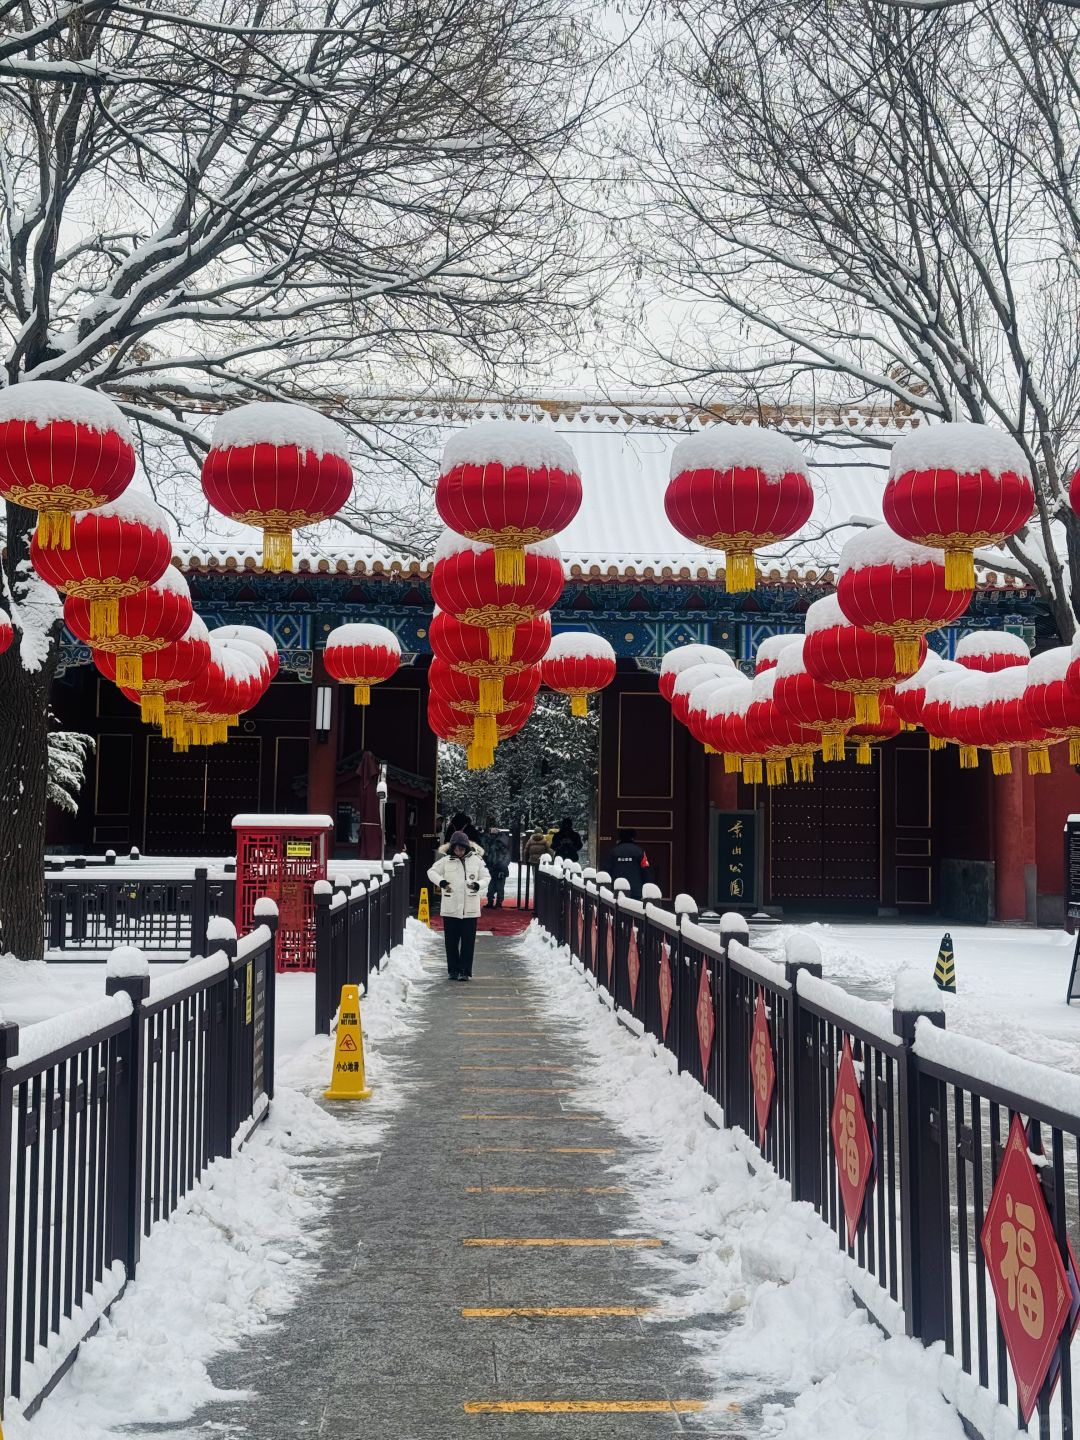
[
  {"left": 487, "top": 868, "right": 507, "bottom": 905},
  {"left": 443, "top": 916, "right": 478, "bottom": 976}
]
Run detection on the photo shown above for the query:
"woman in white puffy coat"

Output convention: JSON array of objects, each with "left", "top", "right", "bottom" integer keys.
[{"left": 428, "top": 831, "right": 490, "bottom": 980}]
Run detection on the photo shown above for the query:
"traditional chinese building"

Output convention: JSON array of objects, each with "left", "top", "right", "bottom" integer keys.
[{"left": 48, "top": 397, "right": 1076, "bottom": 925}]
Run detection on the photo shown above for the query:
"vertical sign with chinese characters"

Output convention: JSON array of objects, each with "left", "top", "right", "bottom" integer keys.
[{"left": 712, "top": 810, "right": 758, "bottom": 910}]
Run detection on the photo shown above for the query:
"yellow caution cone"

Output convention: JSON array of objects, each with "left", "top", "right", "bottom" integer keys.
[
  {"left": 934, "top": 932, "right": 956, "bottom": 993},
  {"left": 324, "top": 984, "right": 372, "bottom": 1100},
  {"left": 417, "top": 886, "right": 431, "bottom": 927}
]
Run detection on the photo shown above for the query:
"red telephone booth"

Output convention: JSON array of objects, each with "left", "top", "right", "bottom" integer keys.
[{"left": 232, "top": 814, "right": 333, "bottom": 971}]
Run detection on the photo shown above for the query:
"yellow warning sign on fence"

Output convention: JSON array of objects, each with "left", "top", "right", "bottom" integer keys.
[
  {"left": 324, "top": 984, "right": 372, "bottom": 1101},
  {"left": 418, "top": 886, "right": 431, "bottom": 927}
]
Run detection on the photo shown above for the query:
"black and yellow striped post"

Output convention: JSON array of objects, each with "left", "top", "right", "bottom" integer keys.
[{"left": 933, "top": 933, "right": 956, "bottom": 993}]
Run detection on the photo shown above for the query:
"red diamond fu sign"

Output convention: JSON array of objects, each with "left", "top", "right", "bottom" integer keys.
[
  {"left": 605, "top": 920, "right": 614, "bottom": 986},
  {"left": 590, "top": 914, "right": 598, "bottom": 973},
  {"left": 749, "top": 990, "right": 775, "bottom": 1142},
  {"left": 696, "top": 957, "right": 715, "bottom": 1081},
  {"left": 627, "top": 925, "right": 641, "bottom": 1010},
  {"left": 658, "top": 939, "right": 672, "bottom": 1042},
  {"left": 981, "top": 1113, "right": 1070, "bottom": 1423},
  {"left": 830, "top": 1037, "right": 874, "bottom": 1246}
]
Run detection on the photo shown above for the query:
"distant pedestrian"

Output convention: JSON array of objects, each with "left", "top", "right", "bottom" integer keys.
[
  {"left": 428, "top": 831, "right": 489, "bottom": 981},
  {"left": 605, "top": 828, "right": 649, "bottom": 899},
  {"left": 481, "top": 822, "right": 512, "bottom": 908},
  {"left": 443, "top": 811, "right": 480, "bottom": 845},
  {"left": 551, "top": 817, "right": 583, "bottom": 863}
]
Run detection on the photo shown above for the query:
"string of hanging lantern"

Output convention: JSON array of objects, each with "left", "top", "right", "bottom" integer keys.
[{"left": 541, "top": 632, "right": 616, "bottom": 718}]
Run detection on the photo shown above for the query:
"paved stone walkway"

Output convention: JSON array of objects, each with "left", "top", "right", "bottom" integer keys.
[{"left": 158, "top": 933, "right": 765, "bottom": 1438}]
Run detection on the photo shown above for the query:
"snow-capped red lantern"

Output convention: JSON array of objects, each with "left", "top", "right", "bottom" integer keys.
[
  {"left": 201, "top": 402, "right": 353, "bottom": 573},
  {"left": 429, "top": 608, "right": 551, "bottom": 713},
  {"left": 744, "top": 668, "right": 816, "bottom": 784},
  {"left": 664, "top": 426, "right": 814, "bottom": 593},
  {"left": 685, "top": 672, "right": 745, "bottom": 754},
  {"left": 754, "top": 634, "right": 801, "bottom": 674},
  {"left": 705, "top": 674, "right": 762, "bottom": 780},
  {"left": 836, "top": 526, "right": 971, "bottom": 674},
  {"left": 95, "top": 614, "right": 212, "bottom": 727},
  {"left": 430, "top": 530, "right": 563, "bottom": 662},
  {"left": 65, "top": 564, "right": 192, "bottom": 689},
  {"left": 920, "top": 668, "right": 970, "bottom": 756},
  {"left": 803, "top": 594, "right": 918, "bottom": 725},
  {"left": 30, "top": 492, "right": 172, "bottom": 640},
  {"left": 323, "top": 623, "right": 401, "bottom": 705},
  {"left": 435, "top": 421, "right": 581, "bottom": 587},
  {"left": 658, "top": 643, "right": 734, "bottom": 701},
  {"left": 954, "top": 630, "right": 1029, "bottom": 673},
  {"left": 212, "top": 624, "right": 280, "bottom": 680},
  {"left": 883, "top": 422, "right": 1034, "bottom": 592},
  {"left": 670, "top": 661, "right": 736, "bottom": 727},
  {"left": 170, "top": 639, "right": 265, "bottom": 748},
  {"left": 1025, "top": 649, "right": 1080, "bottom": 765},
  {"left": 772, "top": 641, "right": 855, "bottom": 762},
  {"left": 845, "top": 706, "right": 902, "bottom": 765},
  {"left": 541, "top": 632, "right": 616, "bottom": 718},
  {"left": 892, "top": 652, "right": 956, "bottom": 735},
  {"left": 990, "top": 666, "right": 1055, "bottom": 775},
  {"left": 0, "top": 606, "right": 12, "bottom": 656},
  {"left": 0, "top": 381, "right": 136, "bottom": 548}
]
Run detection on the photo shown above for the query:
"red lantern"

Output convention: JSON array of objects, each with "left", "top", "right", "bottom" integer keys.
[
  {"left": 754, "top": 634, "right": 801, "bottom": 674},
  {"left": 201, "top": 402, "right": 353, "bottom": 573},
  {"left": 429, "top": 656, "right": 540, "bottom": 752},
  {"left": 836, "top": 526, "right": 971, "bottom": 674},
  {"left": 705, "top": 674, "right": 765, "bottom": 781},
  {"left": 803, "top": 595, "right": 917, "bottom": 725},
  {"left": 920, "top": 669, "right": 969, "bottom": 755},
  {"left": 845, "top": 706, "right": 901, "bottom": 765},
  {"left": 686, "top": 673, "right": 745, "bottom": 755},
  {"left": 65, "top": 565, "right": 192, "bottom": 689},
  {"left": 772, "top": 639, "right": 855, "bottom": 762},
  {"left": 989, "top": 666, "right": 1054, "bottom": 776},
  {"left": 0, "top": 607, "right": 12, "bottom": 656},
  {"left": 665, "top": 426, "right": 814, "bottom": 593},
  {"left": 213, "top": 624, "right": 280, "bottom": 680},
  {"left": 892, "top": 652, "right": 956, "bottom": 735},
  {"left": 954, "top": 631, "right": 1029, "bottom": 673},
  {"left": 1025, "top": 649, "right": 1080, "bottom": 764},
  {"left": 31, "top": 492, "right": 172, "bottom": 640},
  {"left": 427, "top": 696, "right": 532, "bottom": 770},
  {"left": 435, "top": 421, "right": 581, "bottom": 586},
  {"left": 745, "top": 669, "right": 816, "bottom": 784},
  {"left": 171, "top": 639, "right": 266, "bottom": 748},
  {"left": 670, "top": 661, "right": 736, "bottom": 727},
  {"left": 95, "top": 615, "right": 212, "bottom": 726},
  {"left": 542, "top": 632, "right": 616, "bottom": 718},
  {"left": 883, "top": 422, "right": 1034, "bottom": 592},
  {"left": 659, "top": 643, "right": 734, "bottom": 701},
  {"left": 0, "top": 381, "right": 135, "bottom": 548},
  {"left": 429, "top": 609, "right": 550, "bottom": 713},
  {"left": 323, "top": 623, "right": 401, "bottom": 705},
  {"left": 431, "top": 530, "right": 563, "bottom": 661}
]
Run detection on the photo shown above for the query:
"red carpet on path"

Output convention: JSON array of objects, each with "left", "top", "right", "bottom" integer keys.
[{"left": 428, "top": 901, "right": 533, "bottom": 937}]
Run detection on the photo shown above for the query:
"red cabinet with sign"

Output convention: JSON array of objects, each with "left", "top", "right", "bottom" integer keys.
[{"left": 233, "top": 813, "right": 332, "bottom": 971}]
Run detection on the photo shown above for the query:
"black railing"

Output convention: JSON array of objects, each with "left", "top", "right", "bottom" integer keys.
[
  {"left": 313, "top": 858, "right": 410, "bottom": 1033},
  {"left": 537, "top": 863, "right": 1080, "bottom": 1439},
  {"left": 0, "top": 913, "right": 277, "bottom": 1419},
  {"left": 44, "top": 867, "right": 236, "bottom": 958}
]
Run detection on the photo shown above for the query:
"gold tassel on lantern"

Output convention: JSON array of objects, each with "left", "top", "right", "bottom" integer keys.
[
  {"left": 724, "top": 549, "right": 756, "bottom": 594},
  {"left": 899, "top": 720, "right": 917, "bottom": 732},
  {"left": 494, "top": 545, "right": 526, "bottom": 586},
  {"left": 487, "top": 626, "right": 514, "bottom": 663},
  {"left": 991, "top": 748, "right": 1013, "bottom": 776},
  {"left": 474, "top": 713, "right": 498, "bottom": 750},
  {"left": 263, "top": 528, "right": 293, "bottom": 573},
  {"left": 821, "top": 730, "right": 846, "bottom": 763},
  {"left": 853, "top": 691, "right": 881, "bottom": 725},
  {"left": 116, "top": 653, "right": 144, "bottom": 689},
  {"left": 944, "top": 547, "right": 976, "bottom": 592},
  {"left": 1071, "top": 736, "right": 1080, "bottom": 766},
  {"left": 1028, "top": 746, "right": 1051, "bottom": 776},
  {"left": 959, "top": 745, "right": 979, "bottom": 768},
  {"left": 173, "top": 730, "right": 191, "bottom": 754},
  {"left": 89, "top": 596, "right": 120, "bottom": 641},
  {"left": 791, "top": 753, "right": 815, "bottom": 783},
  {"left": 36, "top": 510, "right": 72, "bottom": 549},
  {"left": 353, "top": 682, "right": 371, "bottom": 706},
  {"left": 479, "top": 675, "right": 505, "bottom": 713},
  {"left": 467, "top": 739, "right": 495, "bottom": 770},
  {"left": 723, "top": 752, "right": 742, "bottom": 774},
  {"left": 742, "top": 757, "right": 763, "bottom": 785},
  {"left": 856, "top": 741, "right": 872, "bottom": 765},
  {"left": 141, "top": 689, "right": 166, "bottom": 726},
  {"left": 929, "top": 734, "right": 947, "bottom": 751},
  {"left": 766, "top": 757, "right": 788, "bottom": 786},
  {"left": 893, "top": 637, "right": 922, "bottom": 674},
  {"left": 704, "top": 743, "right": 717, "bottom": 755},
  {"left": 571, "top": 695, "right": 588, "bottom": 718}
]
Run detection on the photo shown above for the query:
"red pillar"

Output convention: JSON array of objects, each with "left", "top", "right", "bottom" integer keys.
[
  {"left": 306, "top": 656, "right": 339, "bottom": 819},
  {"left": 993, "top": 758, "right": 1028, "bottom": 922}
]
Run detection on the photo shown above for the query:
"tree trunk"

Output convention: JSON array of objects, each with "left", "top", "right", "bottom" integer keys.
[{"left": 0, "top": 652, "right": 53, "bottom": 960}]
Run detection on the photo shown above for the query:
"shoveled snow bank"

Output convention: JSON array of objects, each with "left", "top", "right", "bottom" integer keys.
[{"left": 521, "top": 924, "right": 1015, "bottom": 1440}]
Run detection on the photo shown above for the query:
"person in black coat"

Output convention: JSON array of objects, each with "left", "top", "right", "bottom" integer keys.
[
  {"left": 443, "top": 811, "right": 479, "bottom": 845},
  {"left": 604, "top": 828, "right": 649, "bottom": 898},
  {"left": 551, "top": 818, "right": 582, "bottom": 862}
]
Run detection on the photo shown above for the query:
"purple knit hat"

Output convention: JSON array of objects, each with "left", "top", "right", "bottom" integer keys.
[{"left": 449, "top": 831, "right": 471, "bottom": 849}]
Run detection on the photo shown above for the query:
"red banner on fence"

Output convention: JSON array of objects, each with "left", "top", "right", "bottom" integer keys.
[
  {"left": 606, "top": 920, "right": 614, "bottom": 986},
  {"left": 696, "top": 957, "right": 715, "bottom": 1081},
  {"left": 981, "top": 1113, "right": 1071, "bottom": 1423},
  {"left": 659, "top": 939, "right": 672, "bottom": 1042},
  {"left": 627, "top": 925, "right": 641, "bottom": 1010},
  {"left": 750, "top": 990, "right": 775, "bottom": 1141},
  {"left": 830, "top": 1037, "right": 874, "bottom": 1245}
]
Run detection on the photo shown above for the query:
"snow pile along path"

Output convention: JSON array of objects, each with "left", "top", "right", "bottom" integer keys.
[
  {"left": 10, "top": 920, "right": 435, "bottom": 1440},
  {"left": 520, "top": 925, "right": 1013, "bottom": 1440}
]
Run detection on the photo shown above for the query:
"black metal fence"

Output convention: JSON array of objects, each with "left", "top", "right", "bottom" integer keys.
[
  {"left": 0, "top": 914, "right": 278, "bottom": 1419},
  {"left": 314, "top": 858, "right": 410, "bottom": 1033},
  {"left": 44, "top": 865, "right": 236, "bottom": 958},
  {"left": 536, "top": 865, "right": 1080, "bottom": 1439}
]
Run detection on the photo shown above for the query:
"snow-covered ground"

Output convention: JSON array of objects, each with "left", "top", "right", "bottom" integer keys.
[
  {"left": 4, "top": 921, "right": 435, "bottom": 1440},
  {"left": 755, "top": 921, "right": 1080, "bottom": 1073},
  {"left": 522, "top": 925, "right": 1020, "bottom": 1440}
]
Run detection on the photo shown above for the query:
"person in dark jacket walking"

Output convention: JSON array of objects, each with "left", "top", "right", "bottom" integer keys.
[
  {"left": 443, "top": 811, "right": 479, "bottom": 845},
  {"left": 604, "top": 828, "right": 649, "bottom": 898},
  {"left": 481, "top": 823, "right": 512, "bottom": 907},
  {"left": 551, "top": 818, "right": 582, "bottom": 863}
]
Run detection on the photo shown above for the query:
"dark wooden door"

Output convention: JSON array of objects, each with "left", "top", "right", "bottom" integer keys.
[
  {"left": 145, "top": 737, "right": 262, "bottom": 854},
  {"left": 768, "top": 754, "right": 881, "bottom": 907}
]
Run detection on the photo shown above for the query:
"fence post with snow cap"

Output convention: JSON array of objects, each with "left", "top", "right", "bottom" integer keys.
[
  {"left": 104, "top": 947, "right": 151, "bottom": 1279},
  {"left": 253, "top": 898, "right": 279, "bottom": 1102},
  {"left": 206, "top": 918, "right": 238, "bottom": 1160},
  {"left": 784, "top": 933, "right": 823, "bottom": 1207},
  {"left": 717, "top": 912, "right": 750, "bottom": 1118},
  {"left": 313, "top": 882, "right": 334, "bottom": 1035},
  {"left": 893, "top": 970, "right": 951, "bottom": 1348}
]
